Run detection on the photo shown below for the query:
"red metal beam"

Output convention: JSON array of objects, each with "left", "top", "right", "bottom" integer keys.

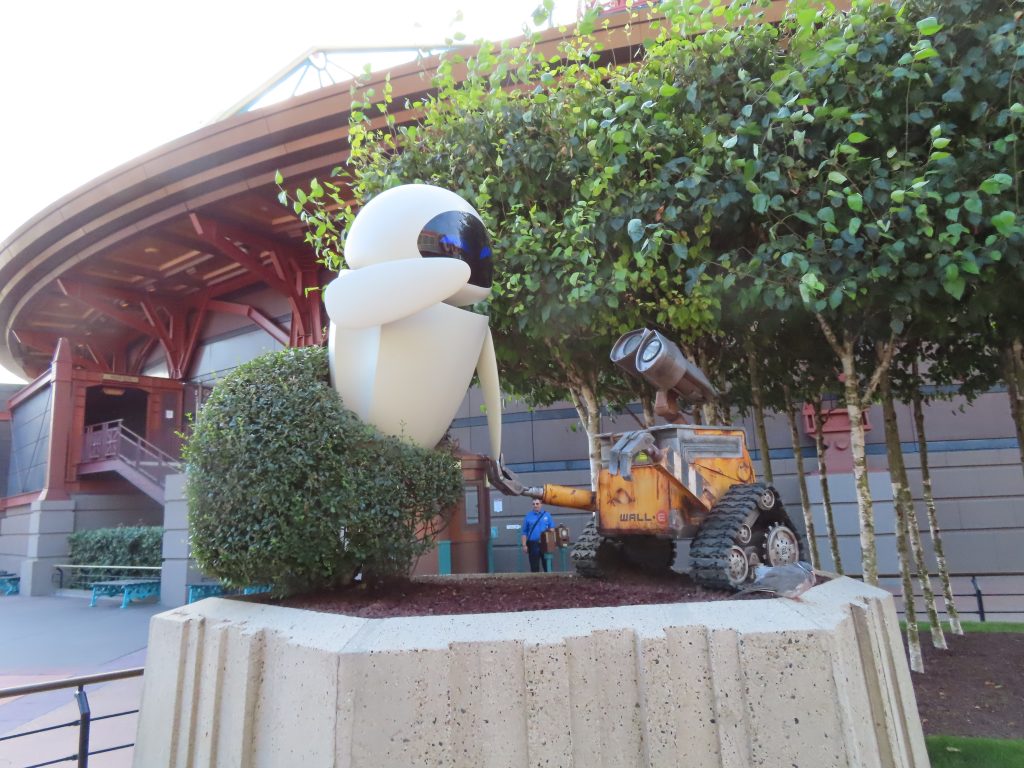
[
  {"left": 190, "top": 213, "right": 325, "bottom": 348},
  {"left": 58, "top": 280, "right": 159, "bottom": 339},
  {"left": 207, "top": 300, "right": 289, "bottom": 346},
  {"left": 13, "top": 330, "right": 110, "bottom": 373},
  {"left": 58, "top": 279, "right": 204, "bottom": 378},
  {"left": 129, "top": 337, "right": 160, "bottom": 376},
  {"left": 190, "top": 214, "right": 296, "bottom": 298},
  {"left": 140, "top": 298, "right": 210, "bottom": 380}
]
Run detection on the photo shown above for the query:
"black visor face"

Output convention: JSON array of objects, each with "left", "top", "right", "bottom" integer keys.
[{"left": 418, "top": 211, "right": 493, "bottom": 289}]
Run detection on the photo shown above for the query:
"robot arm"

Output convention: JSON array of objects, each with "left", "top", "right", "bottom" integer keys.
[
  {"left": 324, "top": 259, "right": 471, "bottom": 329},
  {"left": 476, "top": 327, "right": 502, "bottom": 460}
]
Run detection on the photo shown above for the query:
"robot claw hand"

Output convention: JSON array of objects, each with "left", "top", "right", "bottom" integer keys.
[
  {"left": 488, "top": 456, "right": 541, "bottom": 498},
  {"left": 609, "top": 430, "right": 663, "bottom": 480}
]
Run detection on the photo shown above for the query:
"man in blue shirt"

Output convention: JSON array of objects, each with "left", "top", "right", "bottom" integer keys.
[{"left": 520, "top": 499, "right": 555, "bottom": 572}]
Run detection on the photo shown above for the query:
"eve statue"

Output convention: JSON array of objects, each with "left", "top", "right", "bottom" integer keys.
[{"left": 323, "top": 184, "right": 502, "bottom": 458}]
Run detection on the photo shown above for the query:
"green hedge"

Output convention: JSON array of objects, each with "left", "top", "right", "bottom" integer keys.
[
  {"left": 67, "top": 526, "right": 163, "bottom": 566},
  {"left": 184, "top": 346, "right": 463, "bottom": 595},
  {"left": 65, "top": 526, "right": 163, "bottom": 587}
]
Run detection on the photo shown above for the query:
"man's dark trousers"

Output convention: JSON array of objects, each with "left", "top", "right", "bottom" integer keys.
[{"left": 527, "top": 540, "right": 548, "bottom": 572}]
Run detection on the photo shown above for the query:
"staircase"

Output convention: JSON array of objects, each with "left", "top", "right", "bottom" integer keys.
[{"left": 78, "top": 420, "right": 182, "bottom": 503}]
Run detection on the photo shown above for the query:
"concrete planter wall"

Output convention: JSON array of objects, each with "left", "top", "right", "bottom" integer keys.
[{"left": 133, "top": 576, "right": 928, "bottom": 767}]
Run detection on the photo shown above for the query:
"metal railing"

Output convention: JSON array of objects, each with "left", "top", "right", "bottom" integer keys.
[
  {"left": 0, "top": 667, "right": 144, "bottom": 768},
  {"left": 874, "top": 570, "right": 1024, "bottom": 621},
  {"left": 81, "top": 420, "right": 181, "bottom": 487},
  {"left": 53, "top": 564, "right": 161, "bottom": 591}
]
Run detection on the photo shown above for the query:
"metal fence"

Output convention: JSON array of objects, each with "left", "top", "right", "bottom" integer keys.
[{"left": 0, "top": 668, "right": 143, "bottom": 768}]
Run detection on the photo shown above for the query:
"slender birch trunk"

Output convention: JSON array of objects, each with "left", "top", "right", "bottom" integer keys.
[
  {"left": 719, "top": 403, "right": 733, "bottom": 426},
  {"left": 876, "top": 370, "right": 925, "bottom": 671},
  {"left": 911, "top": 364, "right": 963, "bottom": 636},
  {"left": 1002, "top": 339, "right": 1024, "bottom": 479},
  {"left": 812, "top": 393, "right": 843, "bottom": 574},
  {"left": 783, "top": 385, "right": 819, "bottom": 568},
  {"left": 838, "top": 345, "right": 878, "bottom": 585},
  {"left": 879, "top": 368, "right": 924, "bottom": 671},
  {"left": 700, "top": 403, "right": 713, "bottom": 425},
  {"left": 702, "top": 399, "right": 732, "bottom": 426},
  {"left": 816, "top": 318, "right": 897, "bottom": 586},
  {"left": 896, "top": 491, "right": 925, "bottom": 673},
  {"left": 640, "top": 391, "right": 656, "bottom": 428},
  {"left": 570, "top": 382, "right": 603, "bottom": 491},
  {"left": 745, "top": 339, "right": 773, "bottom": 484},
  {"left": 879, "top": 367, "right": 946, "bottom": 651}
]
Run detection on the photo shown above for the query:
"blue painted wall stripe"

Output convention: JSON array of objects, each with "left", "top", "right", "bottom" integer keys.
[{"left": 497, "top": 440, "right": 1020, "bottom": 474}]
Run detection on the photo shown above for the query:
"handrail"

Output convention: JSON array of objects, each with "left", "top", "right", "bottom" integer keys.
[
  {"left": 0, "top": 667, "right": 144, "bottom": 700},
  {"left": 82, "top": 419, "right": 180, "bottom": 466},
  {"left": 53, "top": 563, "right": 161, "bottom": 590},
  {"left": 856, "top": 571, "right": 1024, "bottom": 622},
  {"left": 52, "top": 564, "right": 161, "bottom": 571},
  {"left": 0, "top": 666, "right": 144, "bottom": 768},
  {"left": 80, "top": 420, "right": 182, "bottom": 498}
]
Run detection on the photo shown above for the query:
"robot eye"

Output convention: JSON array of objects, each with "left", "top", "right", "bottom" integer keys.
[{"left": 418, "top": 211, "right": 493, "bottom": 289}]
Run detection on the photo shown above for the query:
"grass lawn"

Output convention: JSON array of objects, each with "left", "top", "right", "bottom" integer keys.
[
  {"left": 902, "top": 620, "right": 1024, "bottom": 634},
  {"left": 926, "top": 736, "right": 1024, "bottom": 768}
]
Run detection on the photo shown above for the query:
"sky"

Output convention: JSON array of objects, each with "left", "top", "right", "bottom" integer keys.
[{"left": 0, "top": 0, "right": 575, "bottom": 384}]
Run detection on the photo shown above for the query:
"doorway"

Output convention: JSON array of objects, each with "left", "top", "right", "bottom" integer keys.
[{"left": 84, "top": 386, "right": 148, "bottom": 438}]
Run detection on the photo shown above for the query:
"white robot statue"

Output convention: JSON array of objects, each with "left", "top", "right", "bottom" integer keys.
[{"left": 323, "top": 184, "right": 502, "bottom": 459}]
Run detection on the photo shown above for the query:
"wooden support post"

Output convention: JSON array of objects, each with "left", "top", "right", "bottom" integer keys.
[{"left": 39, "top": 338, "right": 73, "bottom": 501}]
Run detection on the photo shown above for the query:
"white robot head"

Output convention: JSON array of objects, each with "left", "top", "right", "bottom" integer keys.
[{"left": 344, "top": 184, "right": 493, "bottom": 306}]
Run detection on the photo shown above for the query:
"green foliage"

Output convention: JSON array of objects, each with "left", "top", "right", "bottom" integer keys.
[
  {"left": 184, "top": 346, "right": 462, "bottom": 594},
  {"left": 282, "top": 4, "right": 727, "bottom": 424},
  {"left": 279, "top": 0, "right": 1024, "bottom": 426},
  {"left": 67, "top": 526, "right": 163, "bottom": 566},
  {"left": 925, "top": 736, "right": 1024, "bottom": 768}
]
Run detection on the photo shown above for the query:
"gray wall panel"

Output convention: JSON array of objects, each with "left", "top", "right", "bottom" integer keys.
[
  {"left": 919, "top": 391, "right": 1017, "bottom": 441},
  {"left": 6, "top": 386, "right": 52, "bottom": 496},
  {"left": 531, "top": 419, "right": 588, "bottom": 463},
  {"left": 188, "top": 328, "right": 285, "bottom": 384}
]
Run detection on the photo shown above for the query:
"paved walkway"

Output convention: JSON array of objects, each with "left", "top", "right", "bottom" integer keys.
[{"left": 0, "top": 594, "right": 164, "bottom": 767}]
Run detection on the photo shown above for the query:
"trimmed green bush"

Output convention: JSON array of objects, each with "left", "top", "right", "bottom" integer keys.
[
  {"left": 67, "top": 525, "right": 163, "bottom": 567},
  {"left": 184, "top": 346, "right": 462, "bottom": 594}
]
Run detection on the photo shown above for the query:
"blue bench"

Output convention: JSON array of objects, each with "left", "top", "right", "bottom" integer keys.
[
  {"left": 186, "top": 583, "right": 272, "bottom": 603},
  {"left": 187, "top": 583, "right": 225, "bottom": 603},
  {"left": 0, "top": 573, "right": 19, "bottom": 596},
  {"left": 89, "top": 578, "right": 160, "bottom": 608}
]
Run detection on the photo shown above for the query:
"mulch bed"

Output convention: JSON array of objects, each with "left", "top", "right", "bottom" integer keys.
[
  {"left": 274, "top": 571, "right": 1022, "bottom": 739},
  {"left": 912, "top": 631, "right": 1024, "bottom": 739},
  {"left": 278, "top": 570, "right": 738, "bottom": 617}
]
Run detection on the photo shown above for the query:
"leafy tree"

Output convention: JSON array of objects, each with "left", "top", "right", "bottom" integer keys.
[
  {"left": 184, "top": 346, "right": 462, "bottom": 594},
  {"left": 288, "top": 11, "right": 720, "bottom": 486}
]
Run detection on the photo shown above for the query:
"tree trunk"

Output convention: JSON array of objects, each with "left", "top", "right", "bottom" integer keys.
[
  {"left": 640, "top": 390, "right": 656, "bottom": 428},
  {"left": 838, "top": 344, "right": 878, "bottom": 585},
  {"left": 1002, "top": 339, "right": 1024, "bottom": 480},
  {"left": 700, "top": 395, "right": 731, "bottom": 426},
  {"left": 879, "top": 366, "right": 946, "bottom": 651},
  {"left": 783, "top": 385, "right": 819, "bottom": 568},
  {"left": 815, "top": 317, "right": 897, "bottom": 586},
  {"left": 745, "top": 339, "right": 773, "bottom": 484},
  {"left": 570, "top": 383, "right": 603, "bottom": 491},
  {"left": 897, "top": 490, "right": 925, "bottom": 673},
  {"left": 911, "top": 365, "right": 962, "bottom": 635},
  {"left": 876, "top": 370, "right": 925, "bottom": 671},
  {"left": 812, "top": 394, "right": 843, "bottom": 574}
]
